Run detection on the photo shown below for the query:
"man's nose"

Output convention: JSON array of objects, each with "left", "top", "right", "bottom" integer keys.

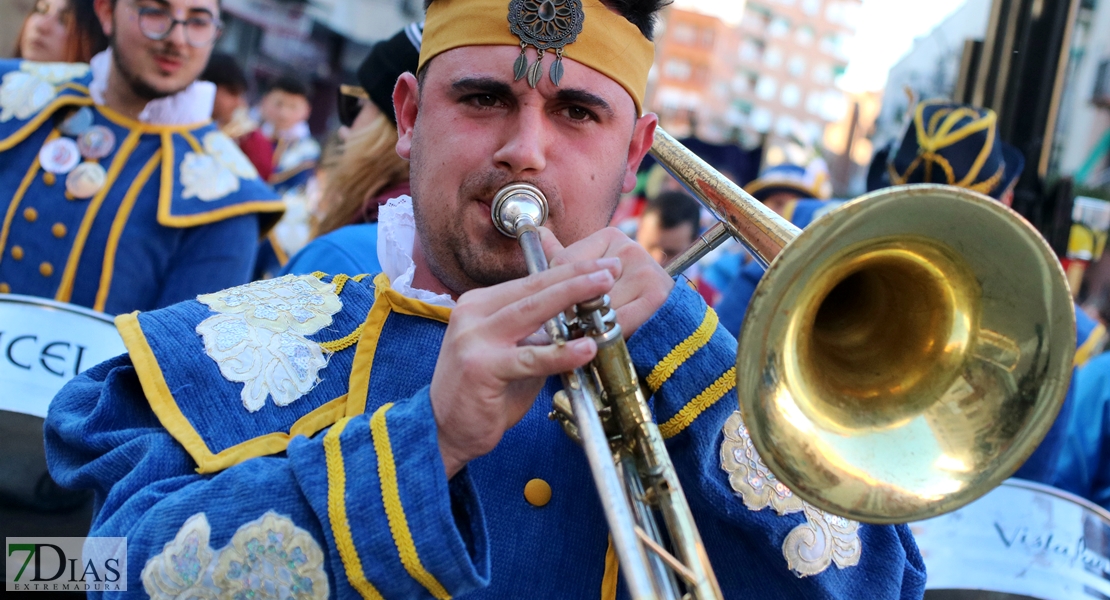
[
  {"left": 165, "top": 14, "right": 190, "bottom": 48},
  {"left": 492, "top": 107, "right": 547, "bottom": 175}
]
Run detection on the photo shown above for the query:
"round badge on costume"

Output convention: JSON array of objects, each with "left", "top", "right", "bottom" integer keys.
[
  {"left": 77, "top": 125, "right": 116, "bottom": 160},
  {"left": 65, "top": 162, "right": 107, "bottom": 199},
  {"left": 38, "top": 138, "right": 81, "bottom": 174},
  {"left": 58, "top": 107, "right": 94, "bottom": 137}
]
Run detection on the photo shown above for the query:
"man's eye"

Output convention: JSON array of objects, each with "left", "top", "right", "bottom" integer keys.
[
  {"left": 565, "top": 106, "right": 594, "bottom": 121},
  {"left": 467, "top": 94, "right": 500, "bottom": 108}
]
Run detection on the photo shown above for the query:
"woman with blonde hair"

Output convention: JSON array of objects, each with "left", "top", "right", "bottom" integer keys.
[
  {"left": 14, "top": 0, "right": 108, "bottom": 63},
  {"left": 281, "top": 22, "right": 422, "bottom": 276}
]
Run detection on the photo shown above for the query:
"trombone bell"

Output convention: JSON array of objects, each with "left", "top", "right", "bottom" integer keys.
[{"left": 737, "top": 185, "right": 1075, "bottom": 523}]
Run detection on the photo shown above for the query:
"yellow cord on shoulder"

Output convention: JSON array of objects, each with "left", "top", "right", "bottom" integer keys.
[
  {"left": 659, "top": 367, "right": 735, "bottom": 439},
  {"left": 646, "top": 308, "right": 719, "bottom": 392},
  {"left": 320, "top": 324, "right": 365, "bottom": 353},
  {"left": 370, "top": 404, "right": 452, "bottom": 599},
  {"left": 323, "top": 418, "right": 386, "bottom": 600}
]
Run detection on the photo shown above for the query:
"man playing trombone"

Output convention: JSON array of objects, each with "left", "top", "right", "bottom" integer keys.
[{"left": 44, "top": 0, "right": 925, "bottom": 597}]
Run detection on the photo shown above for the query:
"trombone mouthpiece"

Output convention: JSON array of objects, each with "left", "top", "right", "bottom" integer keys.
[{"left": 492, "top": 183, "right": 549, "bottom": 237}]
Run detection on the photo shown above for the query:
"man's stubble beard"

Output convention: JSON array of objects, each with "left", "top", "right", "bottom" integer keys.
[
  {"left": 408, "top": 122, "right": 628, "bottom": 296},
  {"left": 110, "top": 36, "right": 188, "bottom": 102}
]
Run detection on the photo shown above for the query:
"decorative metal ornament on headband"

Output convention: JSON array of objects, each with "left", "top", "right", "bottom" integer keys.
[{"left": 508, "top": 0, "right": 584, "bottom": 87}]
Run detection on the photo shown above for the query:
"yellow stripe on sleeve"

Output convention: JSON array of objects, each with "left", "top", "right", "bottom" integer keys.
[
  {"left": 370, "top": 404, "right": 452, "bottom": 600},
  {"left": 324, "top": 418, "right": 386, "bottom": 600},
  {"left": 659, "top": 367, "right": 736, "bottom": 439},
  {"left": 646, "top": 308, "right": 719, "bottom": 392}
]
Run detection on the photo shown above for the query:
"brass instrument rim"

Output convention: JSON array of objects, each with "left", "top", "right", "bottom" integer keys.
[{"left": 736, "top": 183, "right": 1076, "bottom": 524}]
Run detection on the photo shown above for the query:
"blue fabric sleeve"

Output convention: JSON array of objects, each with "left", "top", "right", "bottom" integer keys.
[
  {"left": 44, "top": 356, "right": 489, "bottom": 599},
  {"left": 280, "top": 225, "right": 381, "bottom": 277},
  {"left": 715, "top": 260, "right": 766, "bottom": 338},
  {"left": 147, "top": 215, "right": 260, "bottom": 311},
  {"left": 625, "top": 283, "right": 927, "bottom": 597},
  {"left": 1053, "top": 353, "right": 1110, "bottom": 508}
]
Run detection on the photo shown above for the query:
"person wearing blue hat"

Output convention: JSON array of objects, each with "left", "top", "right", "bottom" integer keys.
[{"left": 887, "top": 100, "right": 1026, "bottom": 205}]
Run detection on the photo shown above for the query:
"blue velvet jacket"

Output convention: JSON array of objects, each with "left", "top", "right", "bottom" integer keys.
[
  {"left": 0, "top": 60, "right": 283, "bottom": 314},
  {"left": 45, "top": 272, "right": 925, "bottom": 599}
]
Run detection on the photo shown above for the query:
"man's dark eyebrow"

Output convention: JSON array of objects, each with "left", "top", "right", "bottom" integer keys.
[
  {"left": 140, "top": 0, "right": 215, "bottom": 17},
  {"left": 554, "top": 88, "right": 614, "bottom": 119},
  {"left": 450, "top": 77, "right": 515, "bottom": 97}
]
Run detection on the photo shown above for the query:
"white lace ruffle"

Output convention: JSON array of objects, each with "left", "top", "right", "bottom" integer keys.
[
  {"left": 196, "top": 275, "right": 342, "bottom": 412},
  {"left": 378, "top": 196, "right": 455, "bottom": 308}
]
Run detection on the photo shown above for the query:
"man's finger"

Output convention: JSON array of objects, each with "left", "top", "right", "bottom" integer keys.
[
  {"left": 492, "top": 269, "right": 617, "bottom": 341},
  {"left": 463, "top": 256, "right": 622, "bottom": 311},
  {"left": 497, "top": 337, "right": 597, "bottom": 380}
]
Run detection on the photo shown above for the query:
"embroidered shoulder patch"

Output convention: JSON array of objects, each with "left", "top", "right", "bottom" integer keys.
[
  {"left": 142, "top": 512, "right": 329, "bottom": 600},
  {"left": 719, "top": 411, "right": 861, "bottom": 577},
  {"left": 0, "top": 62, "right": 89, "bottom": 122},
  {"left": 182, "top": 131, "right": 260, "bottom": 201},
  {"left": 196, "top": 275, "right": 343, "bottom": 412}
]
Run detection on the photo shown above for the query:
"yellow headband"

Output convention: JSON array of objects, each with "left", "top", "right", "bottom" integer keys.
[{"left": 420, "top": 0, "right": 655, "bottom": 114}]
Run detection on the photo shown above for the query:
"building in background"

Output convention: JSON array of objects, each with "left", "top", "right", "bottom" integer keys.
[
  {"left": 822, "top": 89, "right": 881, "bottom": 196},
  {"left": 1054, "top": 0, "right": 1110, "bottom": 191},
  {"left": 650, "top": 0, "right": 862, "bottom": 167},
  {"left": 870, "top": 0, "right": 991, "bottom": 150}
]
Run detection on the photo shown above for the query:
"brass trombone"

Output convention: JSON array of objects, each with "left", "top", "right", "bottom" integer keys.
[{"left": 490, "top": 127, "right": 1075, "bottom": 600}]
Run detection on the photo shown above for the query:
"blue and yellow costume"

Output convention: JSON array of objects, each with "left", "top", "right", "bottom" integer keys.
[
  {"left": 0, "top": 60, "right": 284, "bottom": 314},
  {"left": 45, "top": 268, "right": 925, "bottom": 598}
]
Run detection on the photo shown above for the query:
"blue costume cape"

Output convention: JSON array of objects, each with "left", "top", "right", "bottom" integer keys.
[
  {"left": 45, "top": 272, "right": 925, "bottom": 599},
  {"left": 0, "top": 60, "right": 284, "bottom": 315}
]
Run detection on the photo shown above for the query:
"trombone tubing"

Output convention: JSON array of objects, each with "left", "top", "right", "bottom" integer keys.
[{"left": 649, "top": 127, "right": 801, "bottom": 269}]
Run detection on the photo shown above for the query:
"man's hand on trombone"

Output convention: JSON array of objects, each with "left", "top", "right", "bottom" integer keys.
[{"left": 429, "top": 226, "right": 674, "bottom": 479}]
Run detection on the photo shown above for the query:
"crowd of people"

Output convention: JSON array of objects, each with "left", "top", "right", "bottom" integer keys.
[{"left": 0, "top": 0, "right": 1107, "bottom": 597}]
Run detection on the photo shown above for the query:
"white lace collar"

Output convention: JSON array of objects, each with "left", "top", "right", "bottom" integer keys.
[
  {"left": 377, "top": 196, "right": 456, "bottom": 308},
  {"left": 88, "top": 49, "right": 216, "bottom": 125}
]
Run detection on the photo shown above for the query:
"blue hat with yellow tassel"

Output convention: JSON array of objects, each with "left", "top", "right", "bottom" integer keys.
[{"left": 888, "top": 100, "right": 1024, "bottom": 200}]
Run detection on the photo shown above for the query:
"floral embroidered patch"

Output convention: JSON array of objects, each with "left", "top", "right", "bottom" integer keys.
[
  {"left": 142, "top": 512, "right": 328, "bottom": 600},
  {"left": 719, "top": 411, "right": 862, "bottom": 577},
  {"left": 181, "top": 131, "right": 260, "bottom": 201},
  {"left": 0, "top": 62, "right": 90, "bottom": 122},
  {"left": 196, "top": 275, "right": 343, "bottom": 412}
]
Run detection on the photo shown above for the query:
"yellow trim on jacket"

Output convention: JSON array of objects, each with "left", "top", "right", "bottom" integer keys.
[
  {"left": 646, "top": 307, "right": 718, "bottom": 391},
  {"left": 600, "top": 538, "right": 618, "bottom": 600},
  {"left": 118, "top": 311, "right": 352, "bottom": 474},
  {"left": 324, "top": 417, "right": 388, "bottom": 600},
  {"left": 0, "top": 130, "right": 57, "bottom": 269},
  {"left": 1076, "top": 323, "right": 1107, "bottom": 368},
  {"left": 0, "top": 95, "right": 94, "bottom": 153},
  {"left": 92, "top": 149, "right": 163, "bottom": 311},
  {"left": 153, "top": 129, "right": 286, "bottom": 229},
  {"left": 659, "top": 367, "right": 736, "bottom": 439},
  {"left": 94, "top": 103, "right": 212, "bottom": 134},
  {"left": 346, "top": 273, "right": 452, "bottom": 416},
  {"left": 370, "top": 404, "right": 452, "bottom": 599},
  {"left": 55, "top": 129, "right": 143, "bottom": 303}
]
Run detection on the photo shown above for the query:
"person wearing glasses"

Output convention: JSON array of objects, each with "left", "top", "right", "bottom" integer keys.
[
  {"left": 278, "top": 22, "right": 423, "bottom": 277},
  {"left": 0, "top": 0, "right": 279, "bottom": 583},
  {"left": 0, "top": 0, "right": 282, "bottom": 313}
]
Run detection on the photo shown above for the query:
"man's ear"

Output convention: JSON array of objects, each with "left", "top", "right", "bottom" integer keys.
[
  {"left": 623, "top": 112, "right": 658, "bottom": 194},
  {"left": 93, "top": 0, "right": 114, "bottom": 37},
  {"left": 394, "top": 72, "right": 420, "bottom": 160}
]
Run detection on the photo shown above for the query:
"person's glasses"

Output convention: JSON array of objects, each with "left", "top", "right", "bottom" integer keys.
[
  {"left": 137, "top": 6, "right": 223, "bottom": 48},
  {"left": 337, "top": 84, "right": 370, "bottom": 128}
]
